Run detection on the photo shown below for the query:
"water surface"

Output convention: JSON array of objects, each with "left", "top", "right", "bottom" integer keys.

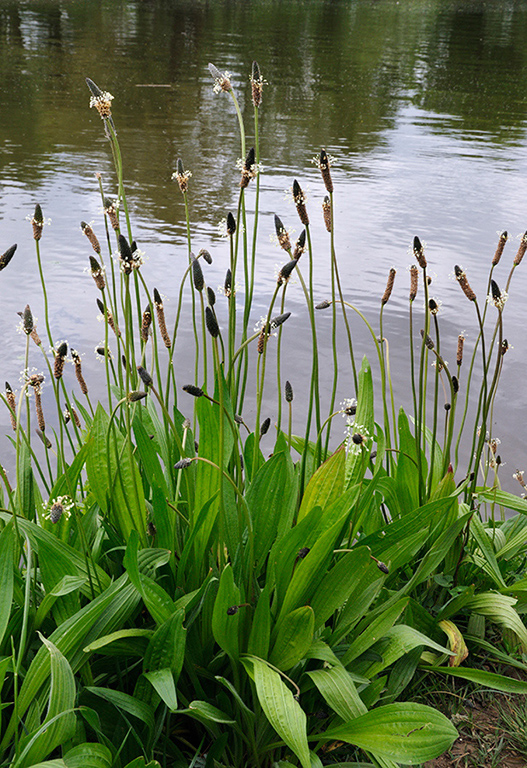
[{"left": 1, "top": 0, "right": 527, "bottom": 491}]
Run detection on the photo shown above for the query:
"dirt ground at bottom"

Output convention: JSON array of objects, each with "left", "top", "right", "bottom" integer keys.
[{"left": 424, "top": 696, "right": 527, "bottom": 768}]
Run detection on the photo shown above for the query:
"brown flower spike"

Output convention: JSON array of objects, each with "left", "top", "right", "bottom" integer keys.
[
  {"left": 381, "top": 268, "right": 396, "bottom": 306},
  {"left": 292, "top": 180, "right": 309, "bottom": 226},
  {"left": 153, "top": 288, "right": 172, "bottom": 348},
  {"left": 81, "top": 221, "right": 101, "bottom": 254},
  {"left": 454, "top": 265, "right": 476, "bottom": 302}
]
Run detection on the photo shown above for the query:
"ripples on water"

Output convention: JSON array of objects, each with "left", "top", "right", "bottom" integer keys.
[{"left": 1, "top": 0, "right": 527, "bottom": 489}]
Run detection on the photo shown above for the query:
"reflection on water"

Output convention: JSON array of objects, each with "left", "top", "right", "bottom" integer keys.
[{"left": 1, "top": 0, "right": 527, "bottom": 489}]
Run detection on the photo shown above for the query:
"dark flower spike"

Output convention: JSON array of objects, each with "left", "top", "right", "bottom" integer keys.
[
  {"left": 174, "top": 457, "right": 193, "bottom": 470},
  {"left": 316, "top": 300, "right": 331, "bottom": 310},
  {"left": 319, "top": 149, "right": 333, "bottom": 194},
  {"left": 292, "top": 180, "right": 309, "bottom": 225},
  {"left": 420, "top": 330, "right": 434, "bottom": 350},
  {"left": 36, "top": 429, "right": 52, "bottom": 449},
  {"left": 277, "top": 259, "right": 297, "bottom": 285},
  {"left": 97, "top": 298, "right": 121, "bottom": 337},
  {"left": 141, "top": 305, "right": 152, "bottom": 342},
  {"left": 226, "top": 212, "right": 236, "bottom": 236},
  {"left": 198, "top": 248, "right": 212, "bottom": 265},
  {"left": 413, "top": 236, "right": 427, "bottom": 269},
  {"left": 33, "top": 204, "right": 44, "bottom": 240},
  {"left": 452, "top": 376, "right": 459, "bottom": 393},
  {"left": 22, "top": 305, "right": 34, "bottom": 334},
  {"left": 54, "top": 342, "right": 68, "bottom": 380},
  {"left": 244, "top": 147, "right": 255, "bottom": 170},
  {"left": 270, "top": 312, "right": 291, "bottom": 329},
  {"left": 240, "top": 147, "right": 257, "bottom": 188},
  {"left": 183, "top": 384, "right": 204, "bottom": 398},
  {"left": 260, "top": 417, "right": 271, "bottom": 437},
  {"left": 274, "top": 214, "right": 291, "bottom": 252},
  {"left": 5, "top": 382, "right": 16, "bottom": 430},
  {"left": 293, "top": 229, "right": 306, "bottom": 260},
  {"left": 119, "top": 235, "right": 133, "bottom": 273},
  {"left": 285, "top": 380, "right": 293, "bottom": 403},
  {"left": 174, "top": 158, "right": 191, "bottom": 193},
  {"left": 137, "top": 366, "right": 153, "bottom": 387},
  {"left": 251, "top": 61, "right": 264, "bottom": 107},
  {"left": 128, "top": 391, "right": 148, "bottom": 402},
  {"left": 89, "top": 256, "right": 105, "bottom": 290},
  {"left": 207, "top": 286, "right": 216, "bottom": 307},
  {"left": 191, "top": 254, "right": 204, "bottom": 292},
  {"left": 0, "top": 244, "right": 16, "bottom": 272},
  {"left": 205, "top": 306, "right": 220, "bottom": 338},
  {"left": 224, "top": 268, "right": 232, "bottom": 296},
  {"left": 491, "top": 279, "right": 501, "bottom": 301}
]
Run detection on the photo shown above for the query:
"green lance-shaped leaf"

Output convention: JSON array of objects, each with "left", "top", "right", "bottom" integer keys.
[
  {"left": 1, "top": 574, "right": 139, "bottom": 752},
  {"left": 141, "top": 609, "right": 186, "bottom": 710},
  {"left": 307, "top": 664, "right": 367, "bottom": 721},
  {"left": 269, "top": 606, "right": 315, "bottom": 671},
  {"left": 297, "top": 446, "right": 345, "bottom": 522},
  {"left": 423, "top": 665, "right": 527, "bottom": 694},
  {"left": 63, "top": 743, "right": 113, "bottom": 768},
  {"left": 0, "top": 523, "right": 14, "bottom": 649},
  {"left": 464, "top": 592, "right": 527, "bottom": 650},
  {"left": 341, "top": 598, "right": 409, "bottom": 666},
  {"left": 469, "top": 514, "right": 507, "bottom": 588},
  {"left": 85, "top": 687, "right": 155, "bottom": 738},
  {"left": 246, "top": 451, "right": 297, "bottom": 568},
  {"left": 123, "top": 530, "right": 175, "bottom": 624},
  {"left": 309, "top": 546, "right": 372, "bottom": 631},
  {"left": 247, "top": 657, "right": 311, "bottom": 768},
  {"left": 275, "top": 518, "right": 344, "bottom": 628},
  {"left": 212, "top": 565, "right": 240, "bottom": 660},
  {"left": 0, "top": 511, "right": 110, "bottom": 596},
  {"left": 319, "top": 703, "right": 457, "bottom": 763},
  {"left": 86, "top": 403, "right": 146, "bottom": 545},
  {"left": 248, "top": 583, "right": 272, "bottom": 658},
  {"left": 14, "top": 635, "right": 76, "bottom": 768},
  {"left": 345, "top": 357, "right": 375, "bottom": 488}
]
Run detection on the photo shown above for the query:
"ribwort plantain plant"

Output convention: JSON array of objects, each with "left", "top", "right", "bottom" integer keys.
[{"left": 1, "top": 62, "right": 527, "bottom": 768}]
